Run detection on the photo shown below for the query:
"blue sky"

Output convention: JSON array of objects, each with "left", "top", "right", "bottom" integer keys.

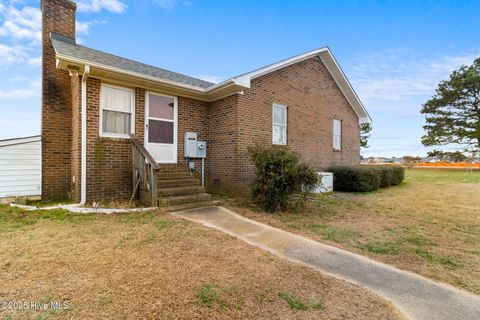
[{"left": 0, "top": 0, "right": 479, "bottom": 157}]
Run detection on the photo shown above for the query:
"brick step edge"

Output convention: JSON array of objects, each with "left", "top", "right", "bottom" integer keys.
[
  {"left": 156, "top": 172, "right": 196, "bottom": 179},
  {"left": 157, "top": 179, "right": 200, "bottom": 188},
  {"left": 157, "top": 186, "right": 204, "bottom": 197},
  {"left": 157, "top": 193, "right": 211, "bottom": 207},
  {"left": 160, "top": 201, "right": 220, "bottom": 213}
]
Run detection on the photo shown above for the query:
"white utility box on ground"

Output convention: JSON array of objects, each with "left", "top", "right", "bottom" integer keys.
[{"left": 309, "top": 172, "right": 334, "bottom": 194}]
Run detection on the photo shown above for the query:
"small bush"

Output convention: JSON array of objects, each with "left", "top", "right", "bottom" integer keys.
[
  {"left": 375, "top": 166, "right": 394, "bottom": 188},
  {"left": 391, "top": 166, "right": 405, "bottom": 185},
  {"left": 326, "top": 165, "right": 405, "bottom": 192},
  {"left": 325, "top": 165, "right": 381, "bottom": 192},
  {"left": 296, "top": 163, "right": 319, "bottom": 193},
  {"left": 247, "top": 146, "right": 318, "bottom": 212}
]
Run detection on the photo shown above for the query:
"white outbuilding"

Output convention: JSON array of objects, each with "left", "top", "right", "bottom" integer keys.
[{"left": 0, "top": 136, "right": 41, "bottom": 199}]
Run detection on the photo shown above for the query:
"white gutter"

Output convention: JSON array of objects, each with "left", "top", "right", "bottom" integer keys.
[
  {"left": 80, "top": 65, "right": 90, "bottom": 205},
  {"left": 55, "top": 54, "right": 251, "bottom": 99}
]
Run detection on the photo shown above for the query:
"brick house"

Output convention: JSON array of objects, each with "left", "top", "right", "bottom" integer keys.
[{"left": 41, "top": 0, "right": 371, "bottom": 207}]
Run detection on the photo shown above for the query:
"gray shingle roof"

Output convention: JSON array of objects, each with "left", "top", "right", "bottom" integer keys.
[{"left": 50, "top": 33, "right": 214, "bottom": 89}]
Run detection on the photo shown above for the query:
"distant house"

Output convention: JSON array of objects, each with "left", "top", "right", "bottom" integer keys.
[{"left": 40, "top": 0, "right": 371, "bottom": 206}]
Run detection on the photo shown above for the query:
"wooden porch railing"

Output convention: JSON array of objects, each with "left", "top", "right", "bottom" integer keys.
[{"left": 130, "top": 134, "right": 159, "bottom": 207}]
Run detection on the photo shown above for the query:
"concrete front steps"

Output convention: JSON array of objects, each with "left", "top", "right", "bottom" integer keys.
[
  {"left": 156, "top": 165, "right": 213, "bottom": 210},
  {"left": 160, "top": 200, "right": 219, "bottom": 213}
]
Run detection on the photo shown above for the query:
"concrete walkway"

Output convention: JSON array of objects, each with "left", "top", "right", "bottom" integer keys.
[{"left": 172, "top": 206, "right": 480, "bottom": 320}]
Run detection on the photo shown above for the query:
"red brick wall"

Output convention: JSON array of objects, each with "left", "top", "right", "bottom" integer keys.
[
  {"left": 42, "top": 1, "right": 360, "bottom": 203},
  {"left": 205, "top": 95, "right": 239, "bottom": 194},
  {"left": 80, "top": 81, "right": 210, "bottom": 202},
  {"left": 77, "top": 58, "right": 360, "bottom": 201},
  {"left": 82, "top": 78, "right": 131, "bottom": 202},
  {"left": 135, "top": 88, "right": 146, "bottom": 143},
  {"left": 177, "top": 96, "right": 209, "bottom": 173},
  {"left": 41, "top": 0, "right": 76, "bottom": 199},
  {"left": 232, "top": 57, "right": 360, "bottom": 194}
]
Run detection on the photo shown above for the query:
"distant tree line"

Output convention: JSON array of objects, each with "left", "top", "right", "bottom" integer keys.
[{"left": 426, "top": 150, "right": 468, "bottom": 163}]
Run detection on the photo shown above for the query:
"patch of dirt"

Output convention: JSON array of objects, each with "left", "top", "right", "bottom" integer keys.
[{"left": 0, "top": 211, "right": 404, "bottom": 320}]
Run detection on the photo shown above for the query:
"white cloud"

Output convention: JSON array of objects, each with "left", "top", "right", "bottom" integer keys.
[
  {"left": 76, "top": 20, "right": 105, "bottom": 35},
  {"left": 0, "top": 79, "right": 40, "bottom": 99},
  {"left": 76, "top": 21, "right": 91, "bottom": 35},
  {"left": 0, "top": 43, "right": 28, "bottom": 67},
  {"left": 194, "top": 75, "right": 224, "bottom": 84},
  {"left": 0, "top": 0, "right": 122, "bottom": 71},
  {"left": 76, "top": 0, "right": 126, "bottom": 13},
  {"left": 348, "top": 50, "right": 479, "bottom": 109},
  {"left": 350, "top": 49, "right": 480, "bottom": 157},
  {"left": 155, "top": 0, "right": 178, "bottom": 10},
  {"left": 0, "top": 4, "right": 41, "bottom": 43},
  {"left": 0, "top": 42, "right": 41, "bottom": 68},
  {"left": 27, "top": 55, "right": 41, "bottom": 66},
  {"left": 154, "top": 0, "right": 192, "bottom": 11}
]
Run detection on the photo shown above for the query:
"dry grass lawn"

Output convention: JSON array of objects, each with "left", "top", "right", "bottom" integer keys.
[
  {"left": 0, "top": 206, "right": 403, "bottom": 319},
  {"left": 226, "top": 169, "right": 480, "bottom": 294}
]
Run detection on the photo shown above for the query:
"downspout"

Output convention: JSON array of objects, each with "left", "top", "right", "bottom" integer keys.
[{"left": 80, "top": 65, "right": 90, "bottom": 205}]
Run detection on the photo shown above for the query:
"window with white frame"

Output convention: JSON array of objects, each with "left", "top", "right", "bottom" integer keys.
[
  {"left": 272, "top": 103, "right": 287, "bottom": 145},
  {"left": 100, "top": 84, "right": 134, "bottom": 138},
  {"left": 333, "top": 119, "right": 342, "bottom": 150}
]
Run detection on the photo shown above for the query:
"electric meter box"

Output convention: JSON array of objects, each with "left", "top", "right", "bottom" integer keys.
[
  {"left": 197, "top": 141, "right": 207, "bottom": 158},
  {"left": 184, "top": 132, "right": 207, "bottom": 158},
  {"left": 184, "top": 132, "right": 198, "bottom": 158}
]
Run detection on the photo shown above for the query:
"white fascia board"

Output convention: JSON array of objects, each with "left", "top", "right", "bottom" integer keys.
[
  {"left": 56, "top": 54, "right": 251, "bottom": 100},
  {"left": 204, "top": 76, "right": 251, "bottom": 94},
  {"left": 205, "top": 48, "right": 331, "bottom": 94},
  {"left": 242, "top": 47, "right": 330, "bottom": 80},
  {"left": 204, "top": 79, "right": 236, "bottom": 93},
  {"left": 359, "top": 116, "right": 372, "bottom": 124}
]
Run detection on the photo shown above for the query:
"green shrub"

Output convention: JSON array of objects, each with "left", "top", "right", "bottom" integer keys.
[
  {"left": 326, "top": 165, "right": 405, "bottom": 192},
  {"left": 296, "top": 163, "right": 319, "bottom": 193},
  {"left": 325, "top": 165, "right": 381, "bottom": 192},
  {"left": 247, "top": 146, "right": 318, "bottom": 212},
  {"left": 391, "top": 166, "right": 405, "bottom": 185},
  {"left": 375, "top": 166, "right": 394, "bottom": 188}
]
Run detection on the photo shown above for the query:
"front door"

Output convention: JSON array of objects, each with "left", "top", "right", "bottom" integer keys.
[{"left": 145, "top": 92, "right": 178, "bottom": 163}]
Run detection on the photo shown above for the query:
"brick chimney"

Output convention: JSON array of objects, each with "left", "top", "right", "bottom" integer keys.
[{"left": 41, "top": 0, "right": 77, "bottom": 199}]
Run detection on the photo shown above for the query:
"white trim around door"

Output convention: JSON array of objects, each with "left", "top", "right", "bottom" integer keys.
[{"left": 144, "top": 91, "right": 178, "bottom": 164}]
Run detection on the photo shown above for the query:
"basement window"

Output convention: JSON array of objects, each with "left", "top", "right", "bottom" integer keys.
[
  {"left": 333, "top": 119, "right": 342, "bottom": 151},
  {"left": 100, "top": 84, "right": 135, "bottom": 139},
  {"left": 272, "top": 103, "right": 287, "bottom": 145}
]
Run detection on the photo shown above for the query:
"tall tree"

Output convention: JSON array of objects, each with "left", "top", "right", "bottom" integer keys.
[
  {"left": 360, "top": 123, "right": 372, "bottom": 148},
  {"left": 421, "top": 57, "right": 480, "bottom": 152},
  {"left": 447, "top": 151, "right": 467, "bottom": 163},
  {"left": 427, "top": 150, "right": 446, "bottom": 160},
  {"left": 427, "top": 150, "right": 467, "bottom": 162}
]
